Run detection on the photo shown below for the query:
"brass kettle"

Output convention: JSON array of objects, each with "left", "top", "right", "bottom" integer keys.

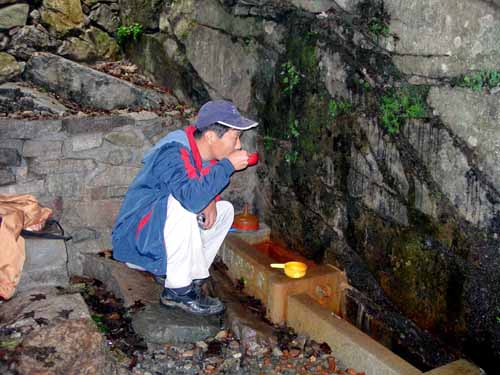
[{"left": 232, "top": 203, "right": 259, "bottom": 231}]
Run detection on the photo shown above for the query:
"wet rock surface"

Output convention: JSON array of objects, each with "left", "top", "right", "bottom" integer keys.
[{"left": 132, "top": 304, "right": 223, "bottom": 345}]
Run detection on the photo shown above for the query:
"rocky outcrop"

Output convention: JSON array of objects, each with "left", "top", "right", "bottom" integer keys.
[
  {"left": 384, "top": 0, "right": 500, "bottom": 78},
  {"left": 0, "top": 288, "right": 118, "bottom": 374},
  {"left": 24, "top": 53, "right": 176, "bottom": 110}
]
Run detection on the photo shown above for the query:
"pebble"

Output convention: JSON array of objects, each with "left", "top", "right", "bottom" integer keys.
[
  {"left": 229, "top": 340, "right": 240, "bottom": 350},
  {"left": 272, "top": 347, "right": 283, "bottom": 357},
  {"left": 196, "top": 341, "right": 208, "bottom": 350},
  {"left": 215, "top": 330, "right": 228, "bottom": 339}
]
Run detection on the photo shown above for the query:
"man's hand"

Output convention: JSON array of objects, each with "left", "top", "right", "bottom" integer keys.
[
  {"left": 227, "top": 150, "right": 249, "bottom": 171},
  {"left": 201, "top": 200, "right": 217, "bottom": 230}
]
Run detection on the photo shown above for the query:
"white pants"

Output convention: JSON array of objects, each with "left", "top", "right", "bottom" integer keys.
[{"left": 128, "top": 195, "right": 234, "bottom": 289}]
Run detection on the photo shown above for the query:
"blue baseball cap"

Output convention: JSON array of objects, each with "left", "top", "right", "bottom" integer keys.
[{"left": 195, "top": 100, "right": 258, "bottom": 130}]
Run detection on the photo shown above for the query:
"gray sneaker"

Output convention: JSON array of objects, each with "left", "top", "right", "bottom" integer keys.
[{"left": 160, "top": 285, "right": 224, "bottom": 316}]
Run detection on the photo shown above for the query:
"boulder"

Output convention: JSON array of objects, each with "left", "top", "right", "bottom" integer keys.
[
  {"left": 24, "top": 52, "right": 177, "bottom": 110},
  {"left": 40, "top": 0, "right": 85, "bottom": 36},
  {"left": 58, "top": 35, "right": 97, "bottom": 61},
  {"left": 8, "top": 24, "right": 57, "bottom": 60},
  {"left": 85, "top": 26, "right": 119, "bottom": 60},
  {"left": 0, "top": 3, "right": 29, "bottom": 30},
  {"left": 132, "top": 303, "right": 222, "bottom": 345},
  {"left": 58, "top": 27, "right": 119, "bottom": 62},
  {"left": 0, "top": 288, "right": 118, "bottom": 375},
  {"left": 89, "top": 3, "right": 120, "bottom": 33},
  {"left": 0, "top": 52, "right": 22, "bottom": 83},
  {"left": 0, "top": 82, "right": 69, "bottom": 115}
]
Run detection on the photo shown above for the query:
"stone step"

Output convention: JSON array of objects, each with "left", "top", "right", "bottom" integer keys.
[
  {"left": 81, "top": 253, "right": 162, "bottom": 307},
  {"left": 81, "top": 253, "right": 224, "bottom": 345},
  {"left": 17, "top": 238, "right": 69, "bottom": 293}
]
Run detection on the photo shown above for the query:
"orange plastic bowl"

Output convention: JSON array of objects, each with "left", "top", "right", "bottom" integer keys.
[{"left": 270, "top": 261, "right": 308, "bottom": 278}]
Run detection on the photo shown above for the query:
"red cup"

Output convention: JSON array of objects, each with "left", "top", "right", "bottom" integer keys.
[{"left": 247, "top": 152, "right": 259, "bottom": 166}]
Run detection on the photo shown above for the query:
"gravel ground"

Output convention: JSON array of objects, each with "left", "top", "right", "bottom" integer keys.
[{"left": 127, "top": 329, "right": 365, "bottom": 375}]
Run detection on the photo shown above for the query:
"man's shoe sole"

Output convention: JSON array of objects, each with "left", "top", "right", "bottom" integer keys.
[{"left": 159, "top": 297, "right": 225, "bottom": 316}]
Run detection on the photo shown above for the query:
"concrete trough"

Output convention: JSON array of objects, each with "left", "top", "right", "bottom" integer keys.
[
  {"left": 221, "top": 228, "right": 481, "bottom": 375},
  {"left": 220, "top": 234, "right": 348, "bottom": 324}
]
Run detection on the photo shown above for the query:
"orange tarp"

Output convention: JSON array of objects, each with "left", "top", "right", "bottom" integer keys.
[{"left": 0, "top": 194, "right": 52, "bottom": 299}]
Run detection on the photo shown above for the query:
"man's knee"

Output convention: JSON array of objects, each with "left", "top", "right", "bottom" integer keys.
[{"left": 216, "top": 201, "right": 234, "bottom": 222}]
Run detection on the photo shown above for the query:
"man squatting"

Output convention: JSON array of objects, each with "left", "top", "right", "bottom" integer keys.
[{"left": 112, "top": 100, "right": 258, "bottom": 315}]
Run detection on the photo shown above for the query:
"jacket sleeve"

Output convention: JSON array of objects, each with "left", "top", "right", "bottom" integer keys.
[{"left": 152, "top": 143, "right": 235, "bottom": 213}]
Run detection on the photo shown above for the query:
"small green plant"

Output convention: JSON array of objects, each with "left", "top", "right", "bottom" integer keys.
[
  {"left": 368, "top": 18, "right": 390, "bottom": 38},
  {"left": 242, "top": 36, "right": 252, "bottom": 46},
  {"left": 263, "top": 135, "right": 274, "bottom": 152},
  {"left": 379, "top": 88, "right": 427, "bottom": 134},
  {"left": 288, "top": 119, "right": 300, "bottom": 139},
  {"left": 459, "top": 70, "right": 500, "bottom": 92},
  {"left": 280, "top": 61, "right": 300, "bottom": 96},
  {"left": 91, "top": 315, "right": 109, "bottom": 333},
  {"left": 284, "top": 150, "right": 299, "bottom": 164},
  {"left": 116, "top": 23, "right": 144, "bottom": 47},
  {"left": 328, "top": 99, "right": 353, "bottom": 119}
]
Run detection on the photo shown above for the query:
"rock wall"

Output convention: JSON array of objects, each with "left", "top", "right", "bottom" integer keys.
[
  {"left": 116, "top": 0, "right": 499, "bottom": 371},
  {"left": 2, "top": 0, "right": 500, "bottom": 372}
]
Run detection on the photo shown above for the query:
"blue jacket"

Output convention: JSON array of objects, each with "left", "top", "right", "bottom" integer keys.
[{"left": 111, "top": 126, "right": 235, "bottom": 275}]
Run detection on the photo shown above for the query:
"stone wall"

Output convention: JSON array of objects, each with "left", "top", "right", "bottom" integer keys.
[{"left": 0, "top": 112, "right": 185, "bottom": 275}]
